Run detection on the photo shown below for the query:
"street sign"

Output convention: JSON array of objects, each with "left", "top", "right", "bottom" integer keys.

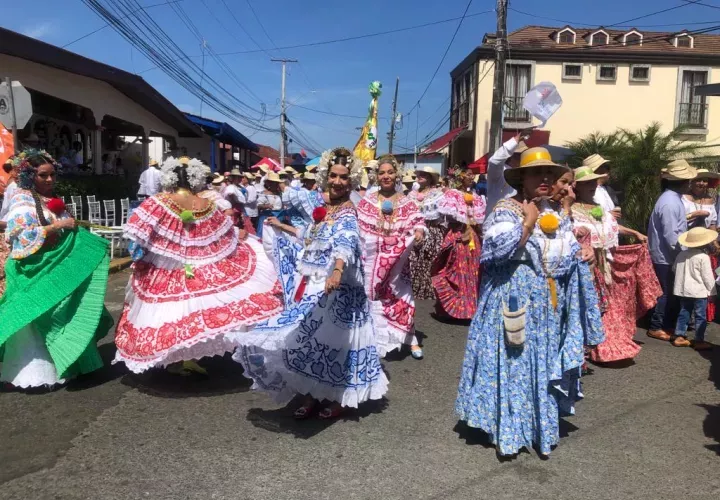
[{"left": 0, "top": 80, "right": 32, "bottom": 130}]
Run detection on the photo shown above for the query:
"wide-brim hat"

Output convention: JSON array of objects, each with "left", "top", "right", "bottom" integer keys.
[
  {"left": 694, "top": 168, "right": 720, "bottom": 180},
  {"left": 229, "top": 168, "right": 242, "bottom": 176},
  {"left": 662, "top": 159, "right": 697, "bottom": 181},
  {"left": 211, "top": 175, "right": 224, "bottom": 186},
  {"left": 303, "top": 172, "right": 316, "bottom": 181},
  {"left": 582, "top": 153, "right": 610, "bottom": 172},
  {"left": 243, "top": 172, "right": 254, "bottom": 180},
  {"left": 265, "top": 172, "right": 282, "bottom": 183},
  {"left": 402, "top": 172, "right": 416, "bottom": 183},
  {"left": 306, "top": 164, "right": 317, "bottom": 173},
  {"left": 678, "top": 227, "right": 718, "bottom": 248},
  {"left": 149, "top": 159, "right": 159, "bottom": 167},
  {"left": 574, "top": 165, "right": 608, "bottom": 183},
  {"left": 258, "top": 164, "right": 270, "bottom": 173},
  {"left": 283, "top": 166, "right": 297, "bottom": 174},
  {"left": 415, "top": 166, "right": 440, "bottom": 181},
  {"left": 504, "top": 147, "right": 569, "bottom": 187}
]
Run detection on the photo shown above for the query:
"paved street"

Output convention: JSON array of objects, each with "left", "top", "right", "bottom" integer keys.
[{"left": 1, "top": 270, "right": 718, "bottom": 500}]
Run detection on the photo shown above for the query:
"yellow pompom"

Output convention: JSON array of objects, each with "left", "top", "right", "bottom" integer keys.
[
  {"left": 463, "top": 192, "right": 474, "bottom": 204},
  {"left": 538, "top": 213, "right": 559, "bottom": 234}
]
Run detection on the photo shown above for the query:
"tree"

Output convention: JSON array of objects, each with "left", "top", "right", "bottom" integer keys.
[{"left": 566, "top": 123, "right": 715, "bottom": 232}]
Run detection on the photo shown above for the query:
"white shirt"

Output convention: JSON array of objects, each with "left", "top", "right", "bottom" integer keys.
[
  {"left": 593, "top": 185, "right": 616, "bottom": 213},
  {"left": 487, "top": 137, "right": 519, "bottom": 213},
  {"left": 673, "top": 248, "right": 716, "bottom": 298},
  {"left": 138, "top": 166, "right": 162, "bottom": 196},
  {"left": 1, "top": 181, "right": 18, "bottom": 220},
  {"left": 223, "top": 184, "right": 247, "bottom": 205},
  {"left": 244, "top": 184, "right": 258, "bottom": 217},
  {"left": 682, "top": 196, "right": 717, "bottom": 229}
]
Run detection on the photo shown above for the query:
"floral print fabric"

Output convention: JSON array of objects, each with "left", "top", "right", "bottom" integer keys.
[
  {"left": 455, "top": 201, "right": 604, "bottom": 456},
  {"left": 432, "top": 224, "right": 482, "bottom": 319}
]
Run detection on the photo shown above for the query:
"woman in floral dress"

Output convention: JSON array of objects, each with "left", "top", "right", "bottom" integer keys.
[
  {"left": 571, "top": 166, "right": 660, "bottom": 363},
  {"left": 456, "top": 147, "right": 604, "bottom": 457},
  {"left": 357, "top": 155, "right": 426, "bottom": 359},
  {"left": 408, "top": 166, "right": 445, "bottom": 300},
  {"left": 114, "top": 156, "right": 283, "bottom": 375},
  {"left": 233, "top": 147, "right": 388, "bottom": 420},
  {"left": 432, "top": 166, "right": 486, "bottom": 320}
]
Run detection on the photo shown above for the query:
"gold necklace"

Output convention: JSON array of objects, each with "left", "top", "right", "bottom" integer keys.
[
  {"left": 541, "top": 235, "right": 564, "bottom": 310},
  {"left": 376, "top": 192, "right": 397, "bottom": 235}
]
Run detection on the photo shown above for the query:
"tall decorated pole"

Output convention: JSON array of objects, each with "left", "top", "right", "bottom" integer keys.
[{"left": 354, "top": 81, "right": 382, "bottom": 163}]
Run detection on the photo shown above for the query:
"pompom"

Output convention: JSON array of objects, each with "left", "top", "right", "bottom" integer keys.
[
  {"left": 589, "top": 206, "right": 604, "bottom": 220},
  {"left": 463, "top": 192, "right": 474, "bottom": 204},
  {"left": 180, "top": 210, "right": 195, "bottom": 223},
  {"left": 45, "top": 197, "right": 66, "bottom": 215},
  {"left": 538, "top": 213, "right": 560, "bottom": 234},
  {"left": 381, "top": 199, "right": 394, "bottom": 215},
  {"left": 312, "top": 206, "right": 327, "bottom": 223}
]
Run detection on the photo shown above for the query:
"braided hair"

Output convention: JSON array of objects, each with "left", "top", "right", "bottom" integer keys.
[{"left": 14, "top": 152, "right": 57, "bottom": 227}]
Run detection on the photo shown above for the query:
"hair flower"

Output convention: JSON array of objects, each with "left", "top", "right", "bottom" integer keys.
[
  {"left": 45, "top": 197, "right": 66, "bottom": 215},
  {"left": 312, "top": 206, "right": 327, "bottom": 223},
  {"left": 538, "top": 213, "right": 560, "bottom": 234}
]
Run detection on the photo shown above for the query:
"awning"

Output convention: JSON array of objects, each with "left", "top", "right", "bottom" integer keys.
[
  {"left": 185, "top": 113, "right": 258, "bottom": 151},
  {"left": 694, "top": 83, "right": 720, "bottom": 97},
  {"left": 252, "top": 157, "right": 280, "bottom": 172},
  {"left": 468, "top": 153, "right": 489, "bottom": 174},
  {"left": 421, "top": 126, "right": 467, "bottom": 155}
]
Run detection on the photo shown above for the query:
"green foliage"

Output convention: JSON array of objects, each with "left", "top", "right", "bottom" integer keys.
[{"left": 565, "top": 123, "right": 716, "bottom": 233}]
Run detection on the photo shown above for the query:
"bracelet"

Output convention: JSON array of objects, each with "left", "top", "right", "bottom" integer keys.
[{"left": 332, "top": 268, "right": 343, "bottom": 274}]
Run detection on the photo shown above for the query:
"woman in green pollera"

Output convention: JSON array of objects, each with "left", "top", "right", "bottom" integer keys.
[{"left": 0, "top": 149, "right": 112, "bottom": 389}]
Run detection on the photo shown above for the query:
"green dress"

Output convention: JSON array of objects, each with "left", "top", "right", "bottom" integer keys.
[{"left": 0, "top": 194, "right": 112, "bottom": 387}]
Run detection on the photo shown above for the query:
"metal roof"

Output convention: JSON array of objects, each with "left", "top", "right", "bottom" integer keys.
[{"left": 184, "top": 113, "right": 258, "bottom": 151}]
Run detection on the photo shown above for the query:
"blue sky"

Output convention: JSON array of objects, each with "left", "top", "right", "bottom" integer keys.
[{"left": 2, "top": 0, "right": 719, "bottom": 155}]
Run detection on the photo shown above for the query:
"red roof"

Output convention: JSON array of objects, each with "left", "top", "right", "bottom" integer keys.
[{"left": 421, "top": 126, "right": 467, "bottom": 155}]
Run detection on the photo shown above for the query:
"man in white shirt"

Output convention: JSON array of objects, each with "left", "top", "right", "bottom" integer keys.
[
  {"left": 486, "top": 131, "right": 530, "bottom": 213},
  {"left": 583, "top": 154, "right": 621, "bottom": 219},
  {"left": 137, "top": 159, "right": 162, "bottom": 197},
  {"left": 241, "top": 172, "right": 259, "bottom": 227}
]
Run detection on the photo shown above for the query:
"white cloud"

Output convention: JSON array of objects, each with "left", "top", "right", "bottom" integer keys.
[{"left": 22, "top": 22, "right": 52, "bottom": 40}]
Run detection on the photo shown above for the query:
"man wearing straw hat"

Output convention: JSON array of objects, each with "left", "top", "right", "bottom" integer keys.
[
  {"left": 647, "top": 159, "right": 698, "bottom": 342},
  {"left": 137, "top": 159, "right": 162, "bottom": 198},
  {"left": 486, "top": 130, "right": 531, "bottom": 213},
  {"left": 241, "top": 172, "right": 259, "bottom": 227}
]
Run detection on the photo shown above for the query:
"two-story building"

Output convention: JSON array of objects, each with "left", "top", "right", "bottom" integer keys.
[{"left": 448, "top": 25, "right": 720, "bottom": 165}]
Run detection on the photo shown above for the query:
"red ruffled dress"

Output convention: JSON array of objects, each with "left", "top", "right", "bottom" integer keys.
[{"left": 114, "top": 193, "right": 283, "bottom": 373}]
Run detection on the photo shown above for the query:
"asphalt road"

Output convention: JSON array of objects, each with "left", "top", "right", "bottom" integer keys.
[{"left": 1, "top": 270, "right": 718, "bottom": 500}]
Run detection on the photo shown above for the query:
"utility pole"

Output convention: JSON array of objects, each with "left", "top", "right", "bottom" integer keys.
[
  {"left": 488, "top": 0, "right": 508, "bottom": 153},
  {"left": 271, "top": 58, "right": 297, "bottom": 169},
  {"left": 388, "top": 77, "right": 399, "bottom": 154}
]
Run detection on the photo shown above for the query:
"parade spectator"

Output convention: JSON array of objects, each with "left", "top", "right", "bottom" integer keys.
[
  {"left": 673, "top": 227, "right": 717, "bottom": 350},
  {"left": 255, "top": 172, "right": 284, "bottom": 237},
  {"left": 647, "top": 160, "right": 697, "bottom": 341},
  {"left": 583, "top": 154, "right": 621, "bottom": 218},
  {"left": 137, "top": 159, "right": 161, "bottom": 197},
  {"left": 241, "top": 172, "right": 259, "bottom": 228}
]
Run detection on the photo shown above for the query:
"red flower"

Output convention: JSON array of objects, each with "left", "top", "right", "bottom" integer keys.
[
  {"left": 45, "top": 198, "right": 66, "bottom": 215},
  {"left": 312, "top": 206, "right": 327, "bottom": 223}
]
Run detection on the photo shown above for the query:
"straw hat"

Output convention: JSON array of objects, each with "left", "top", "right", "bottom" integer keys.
[
  {"left": 283, "top": 166, "right": 297, "bottom": 174},
  {"left": 515, "top": 141, "right": 529, "bottom": 155},
  {"left": 574, "top": 165, "right": 608, "bottom": 183},
  {"left": 415, "top": 165, "right": 440, "bottom": 181},
  {"left": 258, "top": 163, "right": 270, "bottom": 173},
  {"left": 265, "top": 172, "right": 282, "bottom": 183},
  {"left": 149, "top": 159, "right": 159, "bottom": 167},
  {"left": 662, "top": 159, "right": 697, "bottom": 181},
  {"left": 229, "top": 168, "right": 242, "bottom": 176},
  {"left": 504, "top": 147, "right": 569, "bottom": 186},
  {"left": 582, "top": 153, "right": 610, "bottom": 172},
  {"left": 306, "top": 164, "right": 317, "bottom": 173},
  {"left": 211, "top": 174, "right": 224, "bottom": 186},
  {"left": 243, "top": 172, "right": 254, "bottom": 180},
  {"left": 402, "top": 171, "right": 416, "bottom": 184},
  {"left": 303, "top": 172, "right": 316, "bottom": 181},
  {"left": 694, "top": 168, "right": 720, "bottom": 180},
  {"left": 678, "top": 227, "right": 718, "bottom": 248}
]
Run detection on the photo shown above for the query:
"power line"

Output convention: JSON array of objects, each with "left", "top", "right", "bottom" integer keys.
[
  {"left": 404, "top": 0, "right": 475, "bottom": 117},
  {"left": 62, "top": 0, "right": 183, "bottom": 48},
  {"left": 508, "top": 6, "right": 720, "bottom": 28},
  {"left": 290, "top": 104, "right": 366, "bottom": 119}
]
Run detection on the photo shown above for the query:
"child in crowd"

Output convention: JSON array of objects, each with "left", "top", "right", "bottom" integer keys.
[{"left": 673, "top": 227, "right": 717, "bottom": 350}]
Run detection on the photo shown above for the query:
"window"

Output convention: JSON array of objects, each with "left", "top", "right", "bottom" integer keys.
[
  {"left": 557, "top": 28, "right": 575, "bottom": 45},
  {"left": 630, "top": 65, "right": 651, "bottom": 82},
  {"left": 451, "top": 68, "right": 474, "bottom": 129},
  {"left": 678, "top": 69, "right": 709, "bottom": 129},
  {"left": 562, "top": 63, "right": 582, "bottom": 80},
  {"left": 676, "top": 36, "right": 692, "bottom": 48},
  {"left": 504, "top": 64, "right": 532, "bottom": 122},
  {"left": 624, "top": 32, "right": 642, "bottom": 46},
  {"left": 591, "top": 31, "right": 609, "bottom": 46},
  {"left": 597, "top": 64, "right": 617, "bottom": 81}
]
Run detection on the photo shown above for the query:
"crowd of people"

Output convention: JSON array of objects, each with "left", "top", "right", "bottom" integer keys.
[{"left": 0, "top": 138, "right": 716, "bottom": 458}]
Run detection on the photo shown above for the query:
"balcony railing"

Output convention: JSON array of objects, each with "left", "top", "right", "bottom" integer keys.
[
  {"left": 503, "top": 96, "right": 530, "bottom": 123},
  {"left": 678, "top": 102, "right": 709, "bottom": 129}
]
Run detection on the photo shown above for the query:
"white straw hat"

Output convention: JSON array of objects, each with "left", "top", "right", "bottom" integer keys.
[
  {"left": 662, "top": 159, "right": 697, "bottom": 181},
  {"left": 582, "top": 153, "right": 610, "bottom": 172},
  {"left": 678, "top": 227, "right": 718, "bottom": 248}
]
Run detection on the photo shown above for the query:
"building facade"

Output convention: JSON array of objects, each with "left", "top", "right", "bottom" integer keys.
[{"left": 449, "top": 25, "right": 720, "bottom": 164}]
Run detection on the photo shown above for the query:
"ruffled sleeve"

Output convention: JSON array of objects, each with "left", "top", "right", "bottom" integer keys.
[
  {"left": 480, "top": 206, "right": 523, "bottom": 265},
  {"left": 5, "top": 192, "right": 47, "bottom": 259},
  {"left": 330, "top": 211, "right": 361, "bottom": 268}
]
